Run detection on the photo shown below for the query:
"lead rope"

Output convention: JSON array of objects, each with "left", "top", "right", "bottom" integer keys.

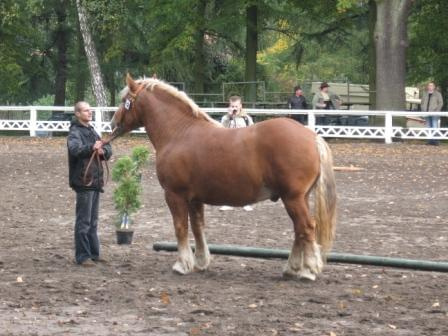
[{"left": 82, "top": 136, "right": 114, "bottom": 187}]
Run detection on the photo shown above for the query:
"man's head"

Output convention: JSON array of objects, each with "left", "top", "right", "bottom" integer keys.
[
  {"left": 228, "top": 95, "right": 243, "bottom": 116},
  {"left": 427, "top": 81, "right": 436, "bottom": 93},
  {"left": 320, "top": 82, "right": 330, "bottom": 93},
  {"left": 294, "top": 85, "right": 303, "bottom": 96},
  {"left": 74, "top": 101, "right": 92, "bottom": 125}
]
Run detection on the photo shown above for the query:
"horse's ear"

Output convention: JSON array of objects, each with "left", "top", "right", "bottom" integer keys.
[{"left": 126, "top": 73, "right": 138, "bottom": 94}]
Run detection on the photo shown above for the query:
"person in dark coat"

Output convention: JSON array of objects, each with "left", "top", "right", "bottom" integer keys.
[
  {"left": 67, "top": 101, "right": 112, "bottom": 267},
  {"left": 288, "top": 85, "right": 308, "bottom": 124}
]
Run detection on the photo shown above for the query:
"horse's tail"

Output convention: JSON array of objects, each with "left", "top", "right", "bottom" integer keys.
[{"left": 314, "top": 135, "right": 337, "bottom": 254}]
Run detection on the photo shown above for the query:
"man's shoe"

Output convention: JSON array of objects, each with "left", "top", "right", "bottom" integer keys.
[
  {"left": 92, "top": 257, "right": 108, "bottom": 264},
  {"left": 78, "top": 259, "right": 96, "bottom": 267}
]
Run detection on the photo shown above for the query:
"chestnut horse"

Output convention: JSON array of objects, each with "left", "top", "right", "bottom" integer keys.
[{"left": 111, "top": 75, "right": 337, "bottom": 281}]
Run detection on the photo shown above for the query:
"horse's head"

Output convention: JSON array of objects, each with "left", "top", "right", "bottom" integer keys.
[{"left": 110, "top": 74, "right": 145, "bottom": 139}]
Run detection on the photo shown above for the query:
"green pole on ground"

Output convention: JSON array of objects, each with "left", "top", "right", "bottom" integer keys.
[{"left": 153, "top": 242, "right": 448, "bottom": 273}]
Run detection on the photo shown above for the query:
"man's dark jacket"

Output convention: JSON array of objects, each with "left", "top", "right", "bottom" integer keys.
[
  {"left": 288, "top": 95, "right": 308, "bottom": 122},
  {"left": 67, "top": 120, "right": 112, "bottom": 192},
  {"left": 288, "top": 95, "right": 308, "bottom": 110}
]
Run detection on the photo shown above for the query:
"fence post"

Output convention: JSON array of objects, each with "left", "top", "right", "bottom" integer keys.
[
  {"left": 308, "top": 111, "right": 316, "bottom": 132},
  {"left": 30, "top": 108, "right": 37, "bottom": 137},
  {"left": 94, "top": 108, "right": 102, "bottom": 135},
  {"left": 384, "top": 112, "right": 393, "bottom": 144}
]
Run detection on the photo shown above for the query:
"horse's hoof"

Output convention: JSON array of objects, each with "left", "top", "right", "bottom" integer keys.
[
  {"left": 172, "top": 261, "right": 193, "bottom": 275},
  {"left": 194, "top": 254, "right": 211, "bottom": 272},
  {"left": 298, "top": 268, "right": 316, "bottom": 281},
  {"left": 282, "top": 265, "right": 299, "bottom": 279},
  {"left": 194, "top": 261, "right": 210, "bottom": 272}
]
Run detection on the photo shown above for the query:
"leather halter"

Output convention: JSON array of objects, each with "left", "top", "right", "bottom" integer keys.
[{"left": 124, "top": 84, "right": 145, "bottom": 112}]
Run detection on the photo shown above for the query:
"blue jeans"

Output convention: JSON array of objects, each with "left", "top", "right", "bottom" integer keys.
[
  {"left": 426, "top": 116, "right": 440, "bottom": 145},
  {"left": 426, "top": 116, "right": 440, "bottom": 128},
  {"left": 75, "top": 190, "right": 100, "bottom": 264}
]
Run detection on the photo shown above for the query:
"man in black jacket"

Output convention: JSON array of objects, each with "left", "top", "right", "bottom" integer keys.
[
  {"left": 288, "top": 85, "right": 308, "bottom": 124},
  {"left": 67, "top": 101, "right": 112, "bottom": 266}
]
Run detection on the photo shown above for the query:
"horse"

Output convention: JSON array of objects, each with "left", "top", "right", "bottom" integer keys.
[{"left": 110, "top": 74, "right": 337, "bottom": 281}]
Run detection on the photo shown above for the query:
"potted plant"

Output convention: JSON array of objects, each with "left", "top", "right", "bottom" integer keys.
[{"left": 112, "top": 145, "right": 150, "bottom": 244}]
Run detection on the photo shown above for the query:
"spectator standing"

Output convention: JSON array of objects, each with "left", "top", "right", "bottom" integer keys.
[
  {"left": 220, "top": 95, "right": 254, "bottom": 128},
  {"left": 421, "top": 81, "right": 443, "bottom": 145},
  {"left": 288, "top": 85, "right": 308, "bottom": 124},
  {"left": 220, "top": 95, "right": 254, "bottom": 211},
  {"left": 312, "top": 82, "right": 342, "bottom": 125}
]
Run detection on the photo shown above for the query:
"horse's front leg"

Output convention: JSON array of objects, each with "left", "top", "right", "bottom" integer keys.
[
  {"left": 165, "top": 191, "right": 195, "bottom": 274},
  {"left": 188, "top": 201, "right": 211, "bottom": 271}
]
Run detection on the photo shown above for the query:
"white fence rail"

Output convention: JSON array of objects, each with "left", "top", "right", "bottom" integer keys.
[{"left": 0, "top": 106, "right": 447, "bottom": 144}]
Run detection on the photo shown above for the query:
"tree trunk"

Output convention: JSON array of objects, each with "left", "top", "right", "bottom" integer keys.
[
  {"left": 245, "top": 5, "right": 258, "bottom": 103},
  {"left": 53, "top": 0, "right": 69, "bottom": 107},
  {"left": 375, "top": 0, "right": 413, "bottom": 110},
  {"left": 75, "top": 23, "right": 88, "bottom": 102},
  {"left": 439, "top": 79, "right": 448, "bottom": 126},
  {"left": 193, "top": 0, "right": 207, "bottom": 94},
  {"left": 76, "top": 0, "right": 108, "bottom": 106},
  {"left": 368, "top": 0, "right": 376, "bottom": 110}
]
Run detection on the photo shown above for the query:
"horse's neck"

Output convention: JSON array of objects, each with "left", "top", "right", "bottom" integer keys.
[{"left": 142, "top": 98, "right": 203, "bottom": 150}]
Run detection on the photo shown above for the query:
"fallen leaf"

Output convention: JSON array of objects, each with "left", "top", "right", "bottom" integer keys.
[
  {"left": 189, "top": 327, "right": 201, "bottom": 336},
  {"left": 388, "top": 324, "right": 397, "bottom": 330},
  {"left": 160, "top": 291, "right": 171, "bottom": 305}
]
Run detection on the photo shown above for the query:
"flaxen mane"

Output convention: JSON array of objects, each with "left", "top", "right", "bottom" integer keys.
[{"left": 121, "top": 78, "right": 221, "bottom": 126}]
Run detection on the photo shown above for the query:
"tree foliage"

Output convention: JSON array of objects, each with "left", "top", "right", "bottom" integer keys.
[
  {"left": 408, "top": 0, "right": 448, "bottom": 102},
  {"left": 112, "top": 146, "right": 150, "bottom": 223},
  {"left": 0, "top": 0, "right": 442, "bottom": 109}
]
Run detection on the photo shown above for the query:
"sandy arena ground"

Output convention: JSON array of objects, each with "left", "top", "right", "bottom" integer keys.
[{"left": 0, "top": 136, "right": 447, "bottom": 335}]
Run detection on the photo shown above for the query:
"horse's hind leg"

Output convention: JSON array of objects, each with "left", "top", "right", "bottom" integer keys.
[
  {"left": 188, "top": 202, "right": 211, "bottom": 271},
  {"left": 165, "top": 191, "right": 195, "bottom": 274},
  {"left": 282, "top": 194, "right": 323, "bottom": 281}
]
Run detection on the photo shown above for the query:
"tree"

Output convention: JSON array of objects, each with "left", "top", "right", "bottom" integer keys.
[
  {"left": 374, "top": 0, "right": 413, "bottom": 110},
  {"left": 408, "top": 0, "right": 448, "bottom": 109},
  {"left": 53, "top": 0, "right": 71, "bottom": 107},
  {"left": 368, "top": 0, "right": 376, "bottom": 109},
  {"left": 76, "top": 0, "right": 108, "bottom": 106},
  {"left": 245, "top": 4, "right": 258, "bottom": 102},
  {"left": 192, "top": 0, "right": 208, "bottom": 93}
]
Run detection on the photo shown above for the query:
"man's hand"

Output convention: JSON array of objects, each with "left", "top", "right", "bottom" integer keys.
[{"left": 93, "top": 140, "right": 103, "bottom": 152}]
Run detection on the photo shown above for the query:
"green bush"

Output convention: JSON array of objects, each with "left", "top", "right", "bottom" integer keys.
[{"left": 112, "top": 146, "right": 150, "bottom": 229}]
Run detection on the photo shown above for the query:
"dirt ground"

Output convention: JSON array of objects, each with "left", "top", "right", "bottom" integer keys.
[{"left": 0, "top": 136, "right": 447, "bottom": 336}]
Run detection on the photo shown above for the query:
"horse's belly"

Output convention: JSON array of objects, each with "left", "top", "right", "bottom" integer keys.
[{"left": 256, "top": 186, "right": 274, "bottom": 202}]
